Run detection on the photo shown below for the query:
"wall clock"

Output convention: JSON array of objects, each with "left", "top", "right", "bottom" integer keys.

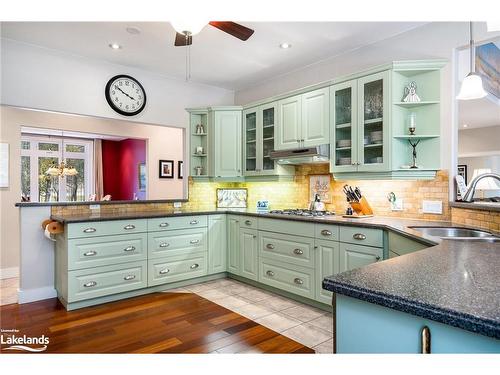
[{"left": 105, "top": 75, "right": 146, "bottom": 116}]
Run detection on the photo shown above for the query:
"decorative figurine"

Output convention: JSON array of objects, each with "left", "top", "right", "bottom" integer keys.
[
  {"left": 408, "top": 112, "right": 417, "bottom": 135},
  {"left": 408, "top": 139, "right": 421, "bottom": 169},
  {"left": 403, "top": 81, "right": 421, "bottom": 103}
]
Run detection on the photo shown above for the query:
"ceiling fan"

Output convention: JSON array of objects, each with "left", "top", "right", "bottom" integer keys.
[{"left": 171, "top": 21, "right": 254, "bottom": 46}]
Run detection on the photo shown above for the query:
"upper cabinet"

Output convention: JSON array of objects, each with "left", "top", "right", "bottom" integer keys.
[{"left": 276, "top": 87, "right": 330, "bottom": 150}]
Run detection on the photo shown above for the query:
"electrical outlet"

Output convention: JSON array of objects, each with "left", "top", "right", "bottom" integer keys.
[
  {"left": 89, "top": 204, "right": 100, "bottom": 210},
  {"left": 422, "top": 200, "right": 442, "bottom": 214},
  {"left": 173, "top": 202, "right": 182, "bottom": 208},
  {"left": 391, "top": 198, "right": 404, "bottom": 211}
]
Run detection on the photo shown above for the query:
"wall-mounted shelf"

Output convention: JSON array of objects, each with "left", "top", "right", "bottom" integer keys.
[
  {"left": 393, "top": 135, "right": 439, "bottom": 139},
  {"left": 393, "top": 101, "right": 439, "bottom": 107}
]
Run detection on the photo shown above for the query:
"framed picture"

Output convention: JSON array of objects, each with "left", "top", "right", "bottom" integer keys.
[
  {"left": 0, "top": 143, "right": 9, "bottom": 188},
  {"left": 138, "top": 162, "right": 146, "bottom": 191},
  {"left": 159, "top": 160, "right": 174, "bottom": 179},
  {"left": 458, "top": 164, "right": 468, "bottom": 185},
  {"left": 309, "top": 175, "right": 331, "bottom": 203},
  {"left": 178, "top": 160, "right": 183, "bottom": 179},
  {"left": 216, "top": 188, "right": 248, "bottom": 208}
]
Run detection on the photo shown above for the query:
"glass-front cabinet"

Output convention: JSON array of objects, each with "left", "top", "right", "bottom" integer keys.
[{"left": 243, "top": 102, "right": 279, "bottom": 176}]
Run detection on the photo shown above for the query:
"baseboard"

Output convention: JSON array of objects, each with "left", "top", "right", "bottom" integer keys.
[
  {"left": 0, "top": 267, "right": 19, "bottom": 279},
  {"left": 18, "top": 286, "right": 57, "bottom": 304}
]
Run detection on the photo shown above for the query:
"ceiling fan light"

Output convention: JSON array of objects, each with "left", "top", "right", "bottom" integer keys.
[
  {"left": 45, "top": 166, "right": 61, "bottom": 176},
  {"left": 170, "top": 20, "right": 207, "bottom": 36},
  {"left": 456, "top": 73, "right": 488, "bottom": 100}
]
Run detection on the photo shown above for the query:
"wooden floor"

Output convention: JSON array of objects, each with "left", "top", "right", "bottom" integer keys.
[{"left": 0, "top": 292, "right": 314, "bottom": 353}]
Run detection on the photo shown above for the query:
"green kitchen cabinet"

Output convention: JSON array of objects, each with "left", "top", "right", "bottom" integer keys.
[
  {"left": 276, "top": 87, "right": 330, "bottom": 150},
  {"left": 227, "top": 215, "right": 241, "bottom": 275},
  {"left": 211, "top": 108, "right": 243, "bottom": 177},
  {"left": 339, "top": 242, "right": 383, "bottom": 273},
  {"left": 315, "top": 239, "right": 339, "bottom": 304},
  {"left": 208, "top": 214, "right": 227, "bottom": 274},
  {"left": 239, "top": 228, "right": 258, "bottom": 281}
]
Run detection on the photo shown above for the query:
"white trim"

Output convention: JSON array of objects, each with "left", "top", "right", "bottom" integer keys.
[
  {"left": 459, "top": 151, "right": 500, "bottom": 158},
  {"left": 18, "top": 286, "right": 57, "bottom": 304},
  {"left": 0, "top": 267, "right": 19, "bottom": 279}
]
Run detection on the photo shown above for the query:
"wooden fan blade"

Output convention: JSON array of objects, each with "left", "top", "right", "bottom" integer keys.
[
  {"left": 209, "top": 21, "right": 254, "bottom": 41},
  {"left": 174, "top": 32, "right": 192, "bottom": 46}
]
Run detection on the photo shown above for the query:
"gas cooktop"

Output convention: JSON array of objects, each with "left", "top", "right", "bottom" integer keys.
[{"left": 268, "top": 209, "right": 335, "bottom": 217}]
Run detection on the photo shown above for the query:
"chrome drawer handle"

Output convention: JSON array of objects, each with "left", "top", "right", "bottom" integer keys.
[
  {"left": 190, "top": 220, "right": 199, "bottom": 225},
  {"left": 124, "top": 275, "right": 136, "bottom": 281},
  {"left": 159, "top": 268, "right": 170, "bottom": 275},
  {"left": 190, "top": 263, "right": 199, "bottom": 269},
  {"left": 124, "top": 224, "right": 136, "bottom": 230},
  {"left": 266, "top": 270, "right": 275, "bottom": 277},
  {"left": 353, "top": 233, "right": 367, "bottom": 240},
  {"left": 245, "top": 220, "right": 252, "bottom": 225},
  {"left": 83, "top": 281, "right": 97, "bottom": 288},
  {"left": 159, "top": 222, "right": 169, "bottom": 228},
  {"left": 83, "top": 227, "right": 96, "bottom": 233},
  {"left": 266, "top": 244, "right": 275, "bottom": 250},
  {"left": 321, "top": 230, "right": 332, "bottom": 236},
  {"left": 124, "top": 246, "right": 136, "bottom": 252},
  {"left": 159, "top": 242, "right": 169, "bottom": 248},
  {"left": 293, "top": 248, "right": 304, "bottom": 255},
  {"left": 375, "top": 256, "right": 381, "bottom": 261},
  {"left": 83, "top": 250, "right": 97, "bottom": 257},
  {"left": 294, "top": 278, "right": 304, "bottom": 285},
  {"left": 190, "top": 239, "right": 200, "bottom": 244}
]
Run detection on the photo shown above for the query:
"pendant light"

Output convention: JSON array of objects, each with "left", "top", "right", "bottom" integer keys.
[
  {"left": 457, "top": 22, "right": 488, "bottom": 100},
  {"left": 45, "top": 132, "right": 78, "bottom": 177}
]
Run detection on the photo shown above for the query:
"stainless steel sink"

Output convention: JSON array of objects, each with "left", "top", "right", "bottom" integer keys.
[{"left": 408, "top": 226, "right": 500, "bottom": 241}]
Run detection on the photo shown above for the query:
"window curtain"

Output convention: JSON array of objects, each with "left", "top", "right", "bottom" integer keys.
[{"left": 94, "top": 139, "right": 104, "bottom": 200}]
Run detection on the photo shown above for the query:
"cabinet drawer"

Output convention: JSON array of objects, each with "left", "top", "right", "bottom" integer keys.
[
  {"left": 148, "top": 228, "right": 207, "bottom": 259},
  {"left": 314, "top": 224, "right": 340, "bottom": 241},
  {"left": 259, "top": 232, "right": 315, "bottom": 269},
  {"left": 240, "top": 216, "right": 257, "bottom": 229},
  {"left": 67, "top": 219, "right": 147, "bottom": 239},
  {"left": 148, "top": 253, "right": 207, "bottom": 286},
  {"left": 67, "top": 261, "right": 147, "bottom": 302},
  {"left": 148, "top": 215, "right": 207, "bottom": 232},
  {"left": 340, "top": 226, "right": 383, "bottom": 248},
  {"left": 258, "top": 218, "right": 315, "bottom": 237},
  {"left": 68, "top": 233, "right": 147, "bottom": 270},
  {"left": 259, "top": 258, "right": 315, "bottom": 300}
]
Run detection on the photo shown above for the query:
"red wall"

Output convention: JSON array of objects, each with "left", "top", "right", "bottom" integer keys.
[{"left": 102, "top": 138, "right": 146, "bottom": 200}]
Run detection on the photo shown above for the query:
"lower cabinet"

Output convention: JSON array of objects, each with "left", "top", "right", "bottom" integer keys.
[
  {"left": 240, "top": 228, "right": 258, "bottom": 281},
  {"left": 208, "top": 215, "right": 227, "bottom": 274},
  {"left": 259, "top": 258, "right": 315, "bottom": 299},
  {"left": 315, "top": 240, "right": 340, "bottom": 304},
  {"left": 148, "top": 253, "right": 207, "bottom": 287},
  {"left": 339, "top": 242, "right": 383, "bottom": 273},
  {"left": 227, "top": 215, "right": 241, "bottom": 275}
]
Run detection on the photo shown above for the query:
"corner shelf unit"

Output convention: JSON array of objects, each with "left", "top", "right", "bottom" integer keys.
[{"left": 189, "top": 109, "right": 209, "bottom": 178}]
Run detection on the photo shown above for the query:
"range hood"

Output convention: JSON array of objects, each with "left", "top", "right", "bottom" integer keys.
[{"left": 270, "top": 144, "right": 330, "bottom": 165}]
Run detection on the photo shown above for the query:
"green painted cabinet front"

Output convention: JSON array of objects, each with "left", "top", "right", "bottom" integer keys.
[
  {"left": 239, "top": 228, "right": 258, "bottom": 281},
  {"left": 302, "top": 87, "right": 330, "bottom": 147},
  {"left": 148, "top": 253, "right": 207, "bottom": 287},
  {"left": 315, "top": 239, "right": 339, "bottom": 304},
  {"left": 276, "top": 94, "right": 302, "bottom": 150},
  {"left": 208, "top": 215, "right": 227, "bottom": 274},
  {"left": 339, "top": 242, "right": 382, "bottom": 273},
  {"left": 227, "top": 215, "right": 241, "bottom": 275},
  {"left": 212, "top": 110, "right": 242, "bottom": 177}
]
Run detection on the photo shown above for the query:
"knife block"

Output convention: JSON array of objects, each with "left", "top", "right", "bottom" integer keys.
[{"left": 346, "top": 197, "right": 374, "bottom": 218}]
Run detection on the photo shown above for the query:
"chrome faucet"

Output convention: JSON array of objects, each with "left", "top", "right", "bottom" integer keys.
[{"left": 462, "top": 172, "right": 500, "bottom": 202}]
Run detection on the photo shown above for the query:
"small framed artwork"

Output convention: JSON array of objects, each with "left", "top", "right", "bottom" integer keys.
[
  {"left": 138, "top": 162, "right": 146, "bottom": 191},
  {"left": 309, "top": 175, "right": 331, "bottom": 203},
  {"left": 159, "top": 160, "right": 174, "bottom": 179},
  {"left": 457, "top": 164, "right": 468, "bottom": 185},
  {"left": 217, "top": 188, "right": 248, "bottom": 208},
  {"left": 178, "top": 160, "right": 183, "bottom": 179}
]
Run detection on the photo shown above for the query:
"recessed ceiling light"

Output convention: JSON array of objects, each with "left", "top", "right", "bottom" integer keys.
[
  {"left": 279, "top": 42, "right": 292, "bottom": 49},
  {"left": 463, "top": 124, "right": 468, "bottom": 128},
  {"left": 108, "top": 43, "right": 122, "bottom": 50},
  {"left": 126, "top": 26, "right": 141, "bottom": 35}
]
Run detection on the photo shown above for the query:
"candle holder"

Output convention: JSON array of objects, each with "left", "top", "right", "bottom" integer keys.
[{"left": 408, "top": 112, "right": 417, "bottom": 135}]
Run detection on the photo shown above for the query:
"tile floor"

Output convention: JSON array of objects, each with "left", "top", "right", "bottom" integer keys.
[
  {"left": 166, "top": 277, "right": 334, "bottom": 353},
  {"left": 0, "top": 277, "right": 19, "bottom": 306}
]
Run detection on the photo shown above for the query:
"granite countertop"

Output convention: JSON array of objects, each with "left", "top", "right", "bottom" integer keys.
[{"left": 450, "top": 201, "right": 500, "bottom": 212}]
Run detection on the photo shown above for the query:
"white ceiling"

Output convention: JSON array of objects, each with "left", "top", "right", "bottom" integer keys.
[
  {"left": 459, "top": 96, "right": 500, "bottom": 129},
  {"left": 1, "top": 21, "right": 426, "bottom": 90}
]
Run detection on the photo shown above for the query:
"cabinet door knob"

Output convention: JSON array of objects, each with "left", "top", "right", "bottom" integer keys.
[
  {"left": 266, "top": 270, "right": 275, "bottom": 277},
  {"left": 83, "top": 250, "right": 97, "bottom": 257},
  {"left": 245, "top": 220, "right": 252, "bottom": 225},
  {"left": 375, "top": 256, "right": 381, "bottom": 261},
  {"left": 421, "top": 326, "right": 431, "bottom": 354},
  {"left": 123, "top": 275, "right": 136, "bottom": 281},
  {"left": 190, "top": 239, "right": 200, "bottom": 244},
  {"left": 159, "top": 222, "right": 169, "bottom": 228},
  {"left": 353, "top": 233, "right": 367, "bottom": 240},
  {"left": 124, "top": 246, "right": 136, "bottom": 252},
  {"left": 266, "top": 244, "right": 275, "bottom": 250},
  {"left": 159, "top": 268, "right": 170, "bottom": 275},
  {"left": 253, "top": 235, "right": 257, "bottom": 239},
  {"left": 293, "top": 248, "right": 304, "bottom": 255},
  {"left": 351, "top": 162, "right": 357, "bottom": 166},
  {"left": 159, "top": 242, "right": 169, "bottom": 248},
  {"left": 83, "top": 227, "right": 96, "bottom": 233},
  {"left": 190, "top": 220, "right": 199, "bottom": 225},
  {"left": 124, "top": 224, "right": 136, "bottom": 230},
  {"left": 294, "top": 278, "right": 304, "bottom": 285},
  {"left": 190, "top": 263, "right": 199, "bottom": 269},
  {"left": 83, "top": 281, "right": 97, "bottom": 288},
  {"left": 321, "top": 229, "right": 332, "bottom": 236}
]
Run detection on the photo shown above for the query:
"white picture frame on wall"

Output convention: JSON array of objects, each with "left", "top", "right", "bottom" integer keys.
[
  {"left": 309, "top": 174, "right": 331, "bottom": 203},
  {"left": 0, "top": 142, "right": 9, "bottom": 188}
]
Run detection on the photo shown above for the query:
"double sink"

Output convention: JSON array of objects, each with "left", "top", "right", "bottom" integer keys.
[{"left": 409, "top": 226, "right": 500, "bottom": 242}]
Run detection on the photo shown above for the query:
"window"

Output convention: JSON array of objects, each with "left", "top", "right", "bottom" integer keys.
[{"left": 21, "top": 135, "right": 94, "bottom": 202}]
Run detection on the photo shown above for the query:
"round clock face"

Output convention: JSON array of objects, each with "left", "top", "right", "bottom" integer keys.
[{"left": 105, "top": 75, "right": 146, "bottom": 116}]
